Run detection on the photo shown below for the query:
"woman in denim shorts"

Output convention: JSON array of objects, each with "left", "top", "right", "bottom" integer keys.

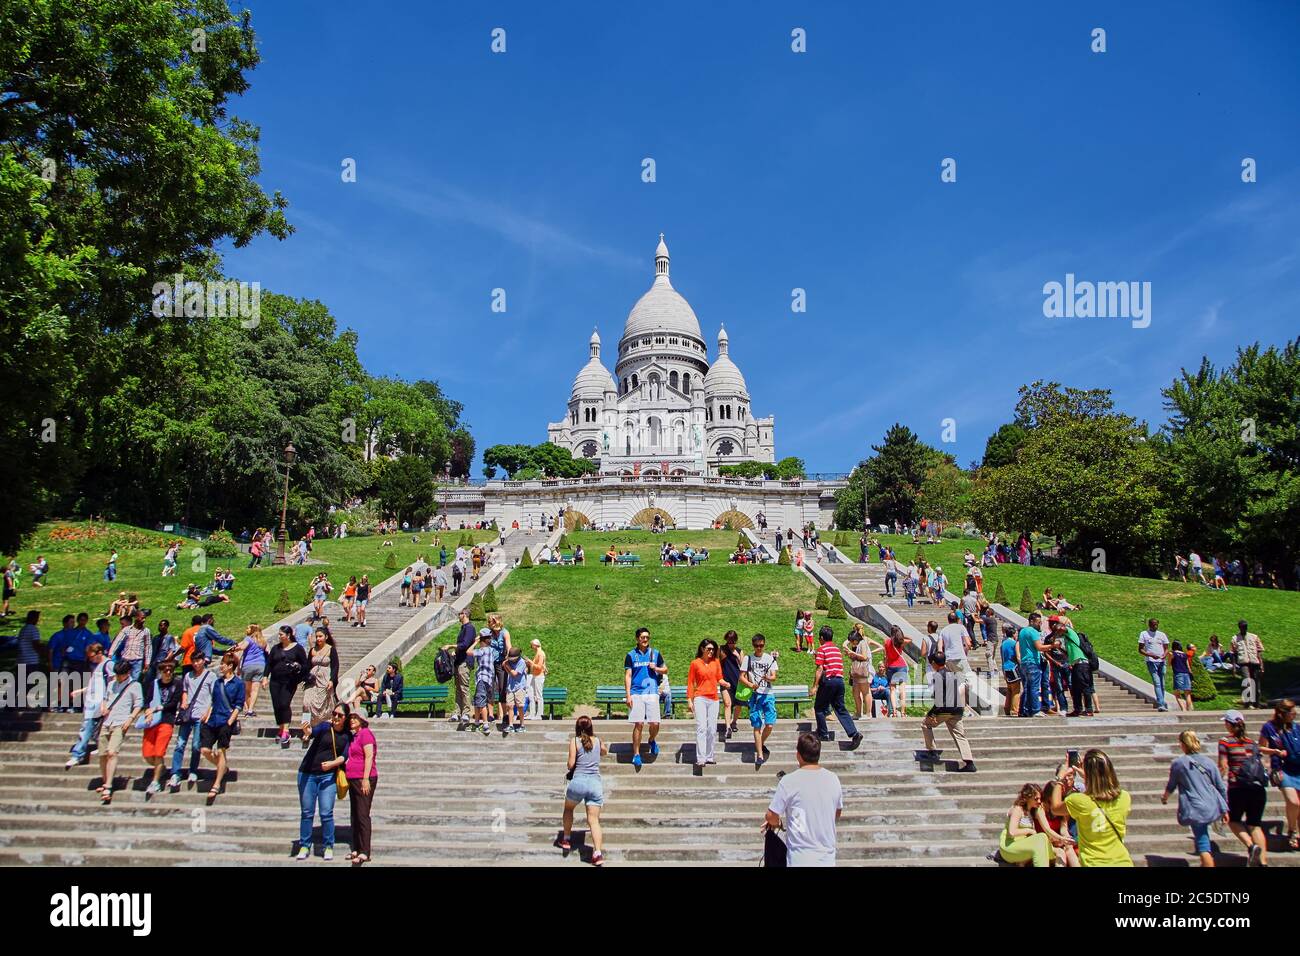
[{"left": 560, "top": 715, "right": 607, "bottom": 866}]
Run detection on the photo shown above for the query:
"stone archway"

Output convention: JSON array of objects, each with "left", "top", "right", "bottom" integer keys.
[
  {"left": 629, "top": 507, "right": 676, "bottom": 529},
  {"left": 714, "top": 508, "right": 754, "bottom": 530},
  {"left": 564, "top": 510, "right": 592, "bottom": 531}
]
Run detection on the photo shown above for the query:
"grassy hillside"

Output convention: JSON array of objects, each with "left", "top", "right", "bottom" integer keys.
[
  {"left": 860, "top": 534, "right": 1300, "bottom": 708},
  {"left": 406, "top": 531, "right": 829, "bottom": 710}
]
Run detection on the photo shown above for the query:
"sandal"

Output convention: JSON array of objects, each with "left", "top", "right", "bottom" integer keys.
[
  {"left": 558, "top": 836, "right": 572, "bottom": 851},
  {"left": 591, "top": 851, "right": 604, "bottom": 867},
  {"left": 352, "top": 854, "right": 369, "bottom": 865},
  {"left": 101, "top": 790, "right": 112, "bottom": 805},
  {"left": 1288, "top": 832, "right": 1299, "bottom": 851}
]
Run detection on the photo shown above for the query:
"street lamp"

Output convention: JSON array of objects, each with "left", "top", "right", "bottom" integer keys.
[{"left": 273, "top": 442, "right": 296, "bottom": 565}]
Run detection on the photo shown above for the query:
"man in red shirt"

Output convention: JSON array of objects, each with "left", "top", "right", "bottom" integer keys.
[{"left": 812, "top": 625, "right": 862, "bottom": 748}]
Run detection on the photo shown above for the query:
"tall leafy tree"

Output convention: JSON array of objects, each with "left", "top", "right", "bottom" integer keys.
[
  {"left": 0, "top": 0, "right": 291, "bottom": 549},
  {"left": 834, "top": 425, "right": 944, "bottom": 528}
]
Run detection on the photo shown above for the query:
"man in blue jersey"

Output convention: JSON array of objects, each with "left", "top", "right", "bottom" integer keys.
[{"left": 624, "top": 627, "right": 666, "bottom": 770}]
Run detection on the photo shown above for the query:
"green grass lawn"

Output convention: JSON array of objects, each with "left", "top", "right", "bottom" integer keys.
[
  {"left": 405, "top": 531, "right": 836, "bottom": 711},
  {"left": 855, "top": 534, "right": 1300, "bottom": 708},
  {"left": 1, "top": 524, "right": 496, "bottom": 647}
]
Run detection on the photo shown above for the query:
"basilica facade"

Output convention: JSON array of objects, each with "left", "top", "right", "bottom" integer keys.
[{"left": 547, "top": 235, "right": 775, "bottom": 475}]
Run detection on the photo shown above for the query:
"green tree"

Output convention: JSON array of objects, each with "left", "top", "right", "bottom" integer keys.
[
  {"left": 834, "top": 425, "right": 945, "bottom": 529},
  {"left": 981, "top": 422, "right": 1029, "bottom": 469},
  {"left": 970, "top": 383, "right": 1166, "bottom": 574},
  {"left": 519, "top": 547, "right": 534, "bottom": 568},
  {"left": 827, "top": 590, "right": 847, "bottom": 619},
  {"left": 777, "top": 547, "right": 791, "bottom": 566},
  {"left": 993, "top": 581, "right": 1008, "bottom": 605},
  {"left": 0, "top": 0, "right": 293, "bottom": 548},
  {"left": 815, "top": 586, "right": 830, "bottom": 610},
  {"left": 467, "top": 591, "right": 484, "bottom": 621},
  {"left": 917, "top": 460, "right": 972, "bottom": 526},
  {"left": 482, "top": 583, "right": 498, "bottom": 613},
  {"left": 1018, "top": 587, "right": 1034, "bottom": 614},
  {"left": 378, "top": 455, "right": 436, "bottom": 527}
]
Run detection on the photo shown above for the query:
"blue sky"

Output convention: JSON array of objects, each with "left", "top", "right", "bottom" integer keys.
[{"left": 223, "top": 0, "right": 1300, "bottom": 473}]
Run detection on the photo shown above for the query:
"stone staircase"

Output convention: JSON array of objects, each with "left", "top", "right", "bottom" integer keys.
[
  {"left": 816, "top": 557, "right": 1154, "bottom": 715},
  {"left": 1, "top": 709, "right": 1295, "bottom": 866}
]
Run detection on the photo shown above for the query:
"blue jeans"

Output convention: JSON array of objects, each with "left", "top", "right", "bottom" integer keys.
[
  {"left": 170, "top": 720, "right": 202, "bottom": 777},
  {"left": 104, "top": 565, "right": 116, "bottom": 581},
  {"left": 1020, "top": 661, "right": 1042, "bottom": 716},
  {"left": 814, "top": 677, "right": 858, "bottom": 738},
  {"left": 884, "top": 572, "right": 897, "bottom": 596},
  {"left": 71, "top": 714, "right": 98, "bottom": 761},
  {"left": 1045, "top": 665, "right": 1068, "bottom": 712},
  {"left": 905, "top": 591, "right": 915, "bottom": 607},
  {"left": 1190, "top": 821, "right": 1212, "bottom": 854},
  {"left": 1146, "top": 660, "right": 1167, "bottom": 710},
  {"left": 298, "top": 770, "right": 337, "bottom": 848}
]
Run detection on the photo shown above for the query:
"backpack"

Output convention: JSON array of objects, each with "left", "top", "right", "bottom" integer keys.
[
  {"left": 1075, "top": 631, "right": 1100, "bottom": 671},
  {"left": 1235, "top": 741, "right": 1270, "bottom": 790},
  {"left": 433, "top": 647, "right": 455, "bottom": 683}
]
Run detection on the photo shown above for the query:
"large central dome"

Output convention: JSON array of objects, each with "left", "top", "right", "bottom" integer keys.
[{"left": 620, "top": 234, "right": 704, "bottom": 342}]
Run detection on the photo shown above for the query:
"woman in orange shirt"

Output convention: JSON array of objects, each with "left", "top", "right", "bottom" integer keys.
[
  {"left": 341, "top": 576, "right": 358, "bottom": 623},
  {"left": 687, "top": 639, "right": 729, "bottom": 775}
]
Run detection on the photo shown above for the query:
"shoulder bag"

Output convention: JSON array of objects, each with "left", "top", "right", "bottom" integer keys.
[{"left": 332, "top": 729, "right": 349, "bottom": 797}]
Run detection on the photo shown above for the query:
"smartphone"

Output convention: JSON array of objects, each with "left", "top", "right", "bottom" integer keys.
[{"left": 1067, "top": 749, "right": 1080, "bottom": 767}]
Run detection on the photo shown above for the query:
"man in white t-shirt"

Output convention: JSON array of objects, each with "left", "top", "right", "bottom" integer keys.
[
  {"left": 766, "top": 732, "right": 843, "bottom": 866},
  {"left": 1137, "top": 618, "right": 1171, "bottom": 712}
]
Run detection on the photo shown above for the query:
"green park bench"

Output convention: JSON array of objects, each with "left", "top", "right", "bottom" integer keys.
[
  {"left": 365, "top": 684, "right": 448, "bottom": 718},
  {"left": 593, "top": 684, "right": 688, "bottom": 718},
  {"left": 540, "top": 686, "right": 568, "bottom": 718},
  {"left": 733, "top": 683, "right": 813, "bottom": 718},
  {"left": 602, "top": 554, "right": 640, "bottom": 566}
]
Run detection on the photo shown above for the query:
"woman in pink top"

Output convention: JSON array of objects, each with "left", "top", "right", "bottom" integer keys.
[{"left": 345, "top": 711, "right": 379, "bottom": 865}]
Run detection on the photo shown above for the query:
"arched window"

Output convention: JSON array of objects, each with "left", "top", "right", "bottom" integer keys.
[
  {"left": 626, "top": 436, "right": 632, "bottom": 456},
  {"left": 669, "top": 370, "right": 679, "bottom": 390},
  {"left": 682, "top": 372, "right": 691, "bottom": 394},
  {"left": 631, "top": 373, "right": 639, "bottom": 389}
]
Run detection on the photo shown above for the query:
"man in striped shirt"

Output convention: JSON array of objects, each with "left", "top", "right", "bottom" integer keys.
[{"left": 812, "top": 626, "right": 862, "bottom": 748}]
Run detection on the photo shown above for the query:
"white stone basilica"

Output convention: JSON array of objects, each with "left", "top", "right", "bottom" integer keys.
[{"left": 547, "top": 235, "right": 775, "bottom": 476}]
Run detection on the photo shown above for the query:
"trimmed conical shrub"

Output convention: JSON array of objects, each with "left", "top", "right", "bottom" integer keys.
[
  {"left": 1018, "top": 587, "right": 1035, "bottom": 615},
  {"left": 827, "top": 589, "right": 847, "bottom": 619},
  {"left": 737, "top": 532, "right": 748, "bottom": 549},
  {"left": 467, "top": 592, "right": 485, "bottom": 621},
  {"left": 519, "top": 547, "right": 534, "bottom": 568},
  {"left": 1188, "top": 654, "right": 1217, "bottom": 703},
  {"left": 993, "top": 581, "right": 1008, "bottom": 605},
  {"left": 384, "top": 551, "right": 397, "bottom": 570},
  {"left": 482, "top": 583, "right": 498, "bottom": 613},
  {"left": 778, "top": 547, "right": 791, "bottom": 566},
  {"left": 558, "top": 532, "right": 570, "bottom": 549},
  {"left": 914, "top": 546, "right": 925, "bottom": 564},
  {"left": 815, "top": 586, "right": 830, "bottom": 610},
  {"left": 274, "top": 589, "right": 292, "bottom": 614}
]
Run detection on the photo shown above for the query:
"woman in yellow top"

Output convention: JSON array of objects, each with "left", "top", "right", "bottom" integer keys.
[
  {"left": 1047, "top": 748, "right": 1133, "bottom": 866},
  {"left": 687, "top": 639, "right": 729, "bottom": 775}
]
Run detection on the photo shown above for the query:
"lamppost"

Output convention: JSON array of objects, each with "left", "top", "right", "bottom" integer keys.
[{"left": 273, "top": 442, "right": 296, "bottom": 565}]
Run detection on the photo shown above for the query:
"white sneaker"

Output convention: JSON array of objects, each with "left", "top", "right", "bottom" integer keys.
[
  {"left": 323, "top": 847, "right": 334, "bottom": 861},
  {"left": 187, "top": 771, "right": 198, "bottom": 784},
  {"left": 146, "top": 781, "right": 162, "bottom": 795},
  {"left": 167, "top": 774, "right": 181, "bottom": 791},
  {"left": 64, "top": 756, "right": 80, "bottom": 769},
  {"left": 296, "top": 846, "right": 311, "bottom": 861}
]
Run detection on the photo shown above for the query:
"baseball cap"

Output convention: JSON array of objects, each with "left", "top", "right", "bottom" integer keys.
[
  {"left": 478, "top": 628, "right": 491, "bottom": 638},
  {"left": 1223, "top": 709, "right": 1244, "bottom": 724}
]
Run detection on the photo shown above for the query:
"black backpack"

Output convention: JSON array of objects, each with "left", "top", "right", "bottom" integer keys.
[
  {"left": 1076, "top": 632, "right": 1100, "bottom": 671},
  {"left": 433, "top": 647, "right": 455, "bottom": 683},
  {"left": 1236, "top": 741, "right": 1270, "bottom": 789}
]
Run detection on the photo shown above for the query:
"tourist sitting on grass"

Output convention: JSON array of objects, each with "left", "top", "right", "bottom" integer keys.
[{"left": 29, "top": 555, "right": 48, "bottom": 587}]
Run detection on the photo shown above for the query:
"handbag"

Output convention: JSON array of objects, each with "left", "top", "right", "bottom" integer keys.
[
  {"left": 134, "top": 680, "right": 165, "bottom": 730},
  {"left": 178, "top": 670, "right": 212, "bottom": 722},
  {"left": 331, "top": 729, "right": 349, "bottom": 798},
  {"left": 762, "top": 826, "right": 788, "bottom": 867}
]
